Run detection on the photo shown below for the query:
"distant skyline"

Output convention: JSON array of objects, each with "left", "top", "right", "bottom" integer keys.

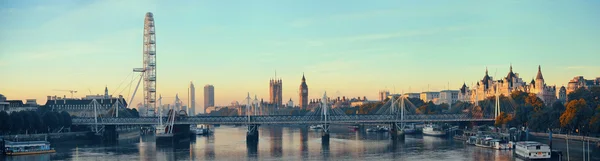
[{"left": 1, "top": 1, "right": 600, "bottom": 108}]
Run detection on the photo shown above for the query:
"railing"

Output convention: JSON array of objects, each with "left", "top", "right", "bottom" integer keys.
[{"left": 72, "top": 114, "right": 495, "bottom": 125}]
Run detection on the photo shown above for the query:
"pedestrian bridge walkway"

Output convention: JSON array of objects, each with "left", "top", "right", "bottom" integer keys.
[{"left": 72, "top": 114, "right": 494, "bottom": 125}]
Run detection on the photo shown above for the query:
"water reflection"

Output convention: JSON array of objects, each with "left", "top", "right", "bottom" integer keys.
[
  {"left": 267, "top": 126, "right": 283, "bottom": 158},
  {"left": 5, "top": 125, "right": 597, "bottom": 161}
]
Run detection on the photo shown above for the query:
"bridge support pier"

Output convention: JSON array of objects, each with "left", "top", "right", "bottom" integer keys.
[
  {"left": 246, "top": 124, "right": 259, "bottom": 143},
  {"left": 102, "top": 125, "right": 118, "bottom": 142},
  {"left": 321, "top": 124, "right": 330, "bottom": 145},
  {"left": 389, "top": 123, "right": 405, "bottom": 141}
]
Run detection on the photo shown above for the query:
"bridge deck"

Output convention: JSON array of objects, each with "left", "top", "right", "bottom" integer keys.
[{"left": 72, "top": 114, "right": 495, "bottom": 125}]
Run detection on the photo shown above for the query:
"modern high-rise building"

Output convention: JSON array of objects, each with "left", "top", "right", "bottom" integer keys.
[
  {"left": 189, "top": 82, "right": 196, "bottom": 115},
  {"left": 270, "top": 78, "right": 283, "bottom": 108},
  {"left": 204, "top": 84, "right": 214, "bottom": 113},
  {"left": 299, "top": 74, "right": 308, "bottom": 109}
]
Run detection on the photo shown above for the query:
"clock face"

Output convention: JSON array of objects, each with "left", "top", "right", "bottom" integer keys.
[{"left": 302, "top": 89, "right": 307, "bottom": 93}]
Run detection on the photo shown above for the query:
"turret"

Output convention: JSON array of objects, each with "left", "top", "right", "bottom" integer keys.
[
  {"left": 535, "top": 65, "right": 545, "bottom": 90},
  {"left": 104, "top": 86, "right": 109, "bottom": 99}
]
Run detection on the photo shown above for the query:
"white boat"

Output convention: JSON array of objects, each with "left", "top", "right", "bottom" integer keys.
[
  {"left": 466, "top": 136, "right": 478, "bottom": 145},
  {"left": 491, "top": 139, "right": 512, "bottom": 150},
  {"left": 191, "top": 125, "right": 212, "bottom": 135},
  {"left": 366, "top": 126, "right": 389, "bottom": 132},
  {"left": 514, "top": 141, "right": 551, "bottom": 160},
  {"left": 309, "top": 125, "right": 323, "bottom": 130},
  {"left": 422, "top": 124, "right": 446, "bottom": 136},
  {"left": 475, "top": 136, "right": 494, "bottom": 148}
]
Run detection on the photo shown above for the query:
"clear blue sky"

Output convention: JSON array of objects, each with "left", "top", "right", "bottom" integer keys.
[{"left": 1, "top": 0, "right": 599, "bottom": 107}]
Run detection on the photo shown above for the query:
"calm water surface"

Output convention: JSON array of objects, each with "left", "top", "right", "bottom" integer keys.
[{"left": 3, "top": 126, "right": 597, "bottom": 161}]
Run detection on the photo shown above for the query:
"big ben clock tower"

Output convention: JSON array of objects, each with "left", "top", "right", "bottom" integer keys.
[{"left": 299, "top": 73, "right": 308, "bottom": 109}]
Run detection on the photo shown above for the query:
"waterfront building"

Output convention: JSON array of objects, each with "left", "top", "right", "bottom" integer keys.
[
  {"left": 420, "top": 92, "right": 440, "bottom": 104},
  {"left": 204, "top": 84, "right": 214, "bottom": 114},
  {"left": 189, "top": 82, "right": 196, "bottom": 115},
  {"left": 42, "top": 87, "right": 128, "bottom": 117},
  {"left": 557, "top": 86, "right": 567, "bottom": 103},
  {"left": 350, "top": 100, "right": 379, "bottom": 107},
  {"left": 43, "top": 95, "right": 127, "bottom": 117},
  {"left": 270, "top": 78, "right": 283, "bottom": 108},
  {"left": 566, "top": 76, "right": 600, "bottom": 95},
  {"left": 439, "top": 90, "right": 459, "bottom": 105},
  {"left": 0, "top": 94, "right": 38, "bottom": 114},
  {"left": 459, "top": 65, "right": 557, "bottom": 105},
  {"left": 299, "top": 74, "right": 308, "bottom": 109},
  {"left": 404, "top": 93, "right": 420, "bottom": 99}
]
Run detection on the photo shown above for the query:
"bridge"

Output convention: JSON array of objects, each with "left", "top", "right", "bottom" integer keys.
[
  {"left": 72, "top": 114, "right": 494, "bottom": 125},
  {"left": 75, "top": 92, "right": 505, "bottom": 144}
]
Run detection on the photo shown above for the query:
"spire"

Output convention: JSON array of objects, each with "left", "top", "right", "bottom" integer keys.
[
  {"left": 510, "top": 64, "right": 513, "bottom": 72},
  {"left": 485, "top": 67, "right": 488, "bottom": 76},
  {"left": 104, "top": 86, "right": 108, "bottom": 99},
  {"left": 302, "top": 72, "right": 306, "bottom": 82},
  {"left": 536, "top": 65, "right": 544, "bottom": 80}
]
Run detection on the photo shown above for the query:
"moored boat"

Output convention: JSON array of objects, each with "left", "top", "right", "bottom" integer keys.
[
  {"left": 422, "top": 124, "right": 446, "bottom": 136},
  {"left": 309, "top": 125, "right": 323, "bottom": 130},
  {"left": 475, "top": 136, "right": 494, "bottom": 148},
  {"left": 466, "top": 136, "right": 478, "bottom": 145},
  {"left": 402, "top": 124, "right": 419, "bottom": 134},
  {"left": 3, "top": 140, "right": 56, "bottom": 156},
  {"left": 514, "top": 141, "right": 551, "bottom": 160}
]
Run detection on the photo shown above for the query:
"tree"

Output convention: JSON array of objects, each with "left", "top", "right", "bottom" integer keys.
[
  {"left": 525, "top": 94, "right": 544, "bottom": 112},
  {"left": 10, "top": 112, "right": 24, "bottom": 134},
  {"left": 588, "top": 105, "right": 600, "bottom": 133},
  {"left": 131, "top": 108, "right": 140, "bottom": 117},
  {"left": 0, "top": 111, "right": 10, "bottom": 135},
  {"left": 29, "top": 111, "right": 44, "bottom": 134},
  {"left": 20, "top": 111, "right": 33, "bottom": 133},
  {"left": 547, "top": 101, "right": 566, "bottom": 130},
  {"left": 510, "top": 90, "right": 528, "bottom": 105},
  {"left": 560, "top": 99, "right": 593, "bottom": 132},
  {"left": 495, "top": 112, "right": 513, "bottom": 127},
  {"left": 529, "top": 109, "right": 550, "bottom": 131},
  {"left": 60, "top": 111, "right": 72, "bottom": 128},
  {"left": 512, "top": 104, "right": 533, "bottom": 127},
  {"left": 43, "top": 112, "right": 59, "bottom": 132},
  {"left": 417, "top": 101, "right": 440, "bottom": 114}
]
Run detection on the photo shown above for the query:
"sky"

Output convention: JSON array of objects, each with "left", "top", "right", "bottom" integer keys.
[{"left": 1, "top": 0, "right": 600, "bottom": 109}]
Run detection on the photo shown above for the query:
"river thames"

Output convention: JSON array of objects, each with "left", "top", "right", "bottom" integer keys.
[{"left": 3, "top": 126, "right": 598, "bottom": 161}]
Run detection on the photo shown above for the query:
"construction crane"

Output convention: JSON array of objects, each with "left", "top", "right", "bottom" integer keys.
[{"left": 53, "top": 89, "right": 78, "bottom": 98}]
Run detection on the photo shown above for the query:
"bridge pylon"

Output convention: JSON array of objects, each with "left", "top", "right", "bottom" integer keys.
[
  {"left": 245, "top": 93, "right": 260, "bottom": 143},
  {"left": 389, "top": 95, "right": 405, "bottom": 140},
  {"left": 320, "top": 92, "right": 331, "bottom": 145}
]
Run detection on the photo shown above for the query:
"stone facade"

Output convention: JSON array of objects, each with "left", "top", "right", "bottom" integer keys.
[{"left": 459, "top": 65, "right": 557, "bottom": 105}]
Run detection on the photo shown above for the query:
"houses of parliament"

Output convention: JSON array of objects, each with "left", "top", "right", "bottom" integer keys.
[{"left": 268, "top": 73, "right": 309, "bottom": 110}]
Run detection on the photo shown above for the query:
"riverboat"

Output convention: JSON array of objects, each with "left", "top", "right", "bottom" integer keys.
[
  {"left": 3, "top": 140, "right": 56, "bottom": 156},
  {"left": 422, "top": 124, "right": 446, "bottom": 136},
  {"left": 514, "top": 141, "right": 551, "bottom": 160}
]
